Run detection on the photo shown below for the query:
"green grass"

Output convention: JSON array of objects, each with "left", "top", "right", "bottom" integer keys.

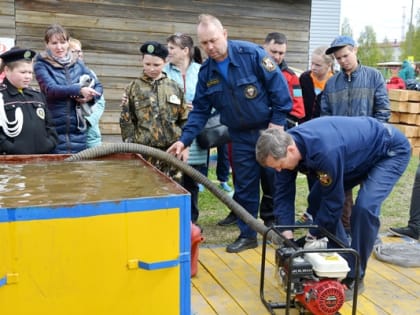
[{"left": 197, "top": 156, "right": 418, "bottom": 246}]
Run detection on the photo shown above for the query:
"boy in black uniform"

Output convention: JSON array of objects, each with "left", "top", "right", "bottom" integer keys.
[{"left": 0, "top": 47, "right": 57, "bottom": 154}]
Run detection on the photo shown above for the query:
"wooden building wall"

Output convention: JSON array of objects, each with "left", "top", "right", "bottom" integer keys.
[{"left": 0, "top": 0, "right": 311, "bottom": 135}]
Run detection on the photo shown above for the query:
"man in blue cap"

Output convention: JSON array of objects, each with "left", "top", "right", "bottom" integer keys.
[{"left": 295, "top": 35, "right": 390, "bottom": 234}]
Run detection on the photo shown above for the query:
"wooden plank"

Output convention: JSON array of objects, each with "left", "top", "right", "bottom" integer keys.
[
  {"left": 362, "top": 270, "right": 420, "bottom": 314},
  {"left": 343, "top": 295, "right": 387, "bottom": 315},
  {"left": 399, "top": 113, "right": 418, "bottom": 125},
  {"left": 388, "top": 89, "right": 409, "bottom": 102},
  {"left": 368, "top": 257, "right": 420, "bottom": 297},
  {"left": 100, "top": 111, "right": 120, "bottom": 123},
  {"left": 393, "top": 124, "right": 418, "bottom": 138},
  {"left": 407, "top": 102, "right": 420, "bottom": 113},
  {"left": 99, "top": 123, "right": 121, "bottom": 135},
  {"left": 408, "top": 90, "right": 420, "bottom": 102},
  {"left": 15, "top": 9, "right": 306, "bottom": 39},
  {"left": 191, "top": 284, "right": 217, "bottom": 315},
  {"left": 390, "top": 101, "right": 408, "bottom": 112},
  {"left": 194, "top": 244, "right": 420, "bottom": 315},
  {"left": 16, "top": 0, "right": 310, "bottom": 27},
  {"left": 412, "top": 147, "right": 420, "bottom": 158},
  {"left": 102, "top": 88, "right": 125, "bottom": 103},
  {"left": 0, "top": 16, "right": 15, "bottom": 37},
  {"left": 192, "top": 249, "right": 248, "bottom": 314},
  {"left": 213, "top": 247, "right": 280, "bottom": 304},
  {"left": 197, "top": 248, "right": 274, "bottom": 314},
  {"left": 389, "top": 111, "right": 400, "bottom": 123}
]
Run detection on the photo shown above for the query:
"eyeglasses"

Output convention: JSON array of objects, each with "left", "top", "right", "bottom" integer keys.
[{"left": 71, "top": 49, "right": 82, "bottom": 54}]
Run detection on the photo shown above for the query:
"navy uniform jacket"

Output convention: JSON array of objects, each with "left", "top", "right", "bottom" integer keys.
[
  {"left": 0, "top": 79, "right": 58, "bottom": 154},
  {"left": 179, "top": 40, "right": 292, "bottom": 146},
  {"left": 273, "top": 116, "right": 409, "bottom": 235}
]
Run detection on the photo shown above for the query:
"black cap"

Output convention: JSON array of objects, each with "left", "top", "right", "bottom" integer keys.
[
  {"left": 0, "top": 47, "right": 36, "bottom": 64},
  {"left": 139, "top": 41, "right": 168, "bottom": 60}
]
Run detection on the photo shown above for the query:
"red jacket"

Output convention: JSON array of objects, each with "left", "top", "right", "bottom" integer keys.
[
  {"left": 386, "top": 77, "right": 406, "bottom": 90},
  {"left": 280, "top": 61, "right": 305, "bottom": 119}
]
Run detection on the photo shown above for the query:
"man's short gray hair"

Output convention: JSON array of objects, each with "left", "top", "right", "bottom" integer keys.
[{"left": 256, "top": 129, "right": 293, "bottom": 166}]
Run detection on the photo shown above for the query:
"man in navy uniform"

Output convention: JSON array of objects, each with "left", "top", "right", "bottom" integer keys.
[
  {"left": 255, "top": 116, "right": 410, "bottom": 300},
  {"left": 167, "top": 14, "right": 292, "bottom": 253}
]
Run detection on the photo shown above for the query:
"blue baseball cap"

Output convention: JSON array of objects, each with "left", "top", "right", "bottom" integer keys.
[{"left": 325, "top": 35, "right": 356, "bottom": 54}]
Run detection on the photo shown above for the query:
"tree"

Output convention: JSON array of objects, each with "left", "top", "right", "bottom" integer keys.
[
  {"left": 341, "top": 17, "right": 353, "bottom": 37},
  {"left": 400, "top": 8, "right": 420, "bottom": 62},
  {"left": 357, "top": 26, "right": 382, "bottom": 67}
]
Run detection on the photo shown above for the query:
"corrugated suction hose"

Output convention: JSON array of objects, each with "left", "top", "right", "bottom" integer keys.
[{"left": 65, "top": 143, "right": 275, "bottom": 240}]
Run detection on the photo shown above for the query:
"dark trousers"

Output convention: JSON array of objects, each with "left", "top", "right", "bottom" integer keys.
[
  {"left": 259, "top": 166, "right": 275, "bottom": 223},
  {"left": 216, "top": 143, "right": 230, "bottom": 182},
  {"left": 200, "top": 143, "right": 231, "bottom": 182},
  {"left": 408, "top": 162, "right": 420, "bottom": 232},
  {"left": 341, "top": 189, "right": 354, "bottom": 231},
  {"left": 182, "top": 164, "right": 205, "bottom": 223}
]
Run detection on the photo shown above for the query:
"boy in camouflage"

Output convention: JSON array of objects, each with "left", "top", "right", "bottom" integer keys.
[{"left": 120, "top": 41, "right": 189, "bottom": 178}]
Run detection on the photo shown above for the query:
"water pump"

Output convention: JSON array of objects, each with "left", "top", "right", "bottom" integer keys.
[
  {"left": 275, "top": 245, "right": 348, "bottom": 315},
  {"left": 260, "top": 226, "right": 360, "bottom": 315}
]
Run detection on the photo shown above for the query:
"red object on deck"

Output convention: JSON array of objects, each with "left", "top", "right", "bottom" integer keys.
[{"left": 191, "top": 222, "right": 204, "bottom": 277}]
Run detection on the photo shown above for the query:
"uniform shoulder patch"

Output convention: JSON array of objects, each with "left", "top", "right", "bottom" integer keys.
[
  {"left": 262, "top": 56, "right": 276, "bottom": 72},
  {"left": 317, "top": 171, "right": 332, "bottom": 186}
]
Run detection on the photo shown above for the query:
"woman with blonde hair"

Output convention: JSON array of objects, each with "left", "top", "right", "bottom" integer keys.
[{"left": 299, "top": 46, "right": 334, "bottom": 122}]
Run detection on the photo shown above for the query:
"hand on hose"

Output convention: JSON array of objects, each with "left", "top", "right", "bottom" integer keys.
[{"left": 303, "top": 234, "right": 328, "bottom": 249}]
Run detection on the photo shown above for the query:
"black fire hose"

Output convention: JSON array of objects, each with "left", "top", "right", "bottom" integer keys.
[{"left": 65, "top": 143, "right": 277, "bottom": 241}]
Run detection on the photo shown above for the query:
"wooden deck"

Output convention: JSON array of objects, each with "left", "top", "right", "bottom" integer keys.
[{"left": 191, "top": 235, "right": 420, "bottom": 315}]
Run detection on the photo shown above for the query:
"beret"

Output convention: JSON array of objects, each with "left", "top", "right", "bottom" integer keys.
[
  {"left": 325, "top": 35, "right": 356, "bottom": 55},
  {"left": 0, "top": 47, "right": 36, "bottom": 64},
  {"left": 139, "top": 41, "right": 168, "bottom": 60}
]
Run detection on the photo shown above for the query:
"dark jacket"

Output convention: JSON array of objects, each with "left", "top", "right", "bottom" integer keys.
[
  {"left": 320, "top": 64, "right": 390, "bottom": 122},
  {"left": 180, "top": 40, "right": 292, "bottom": 146},
  {"left": 0, "top": 79, "right": 57, "bottom": 154},
  {"left": 299, "top": 70, "right": 322, "bottom": 122},
  {"left": 34, "top": 52, "right": 103, "bottom": 153}
]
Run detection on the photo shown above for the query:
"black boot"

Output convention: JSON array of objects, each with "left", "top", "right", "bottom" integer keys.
[{"left": 217, "top": 211, "right": 238, "bottom": 226}]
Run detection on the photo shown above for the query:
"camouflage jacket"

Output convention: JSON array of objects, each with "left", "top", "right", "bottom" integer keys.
[{"left": 120, "top": 73, "right": 188, "bottom": 149}]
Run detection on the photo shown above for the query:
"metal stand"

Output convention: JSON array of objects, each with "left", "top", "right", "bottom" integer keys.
[{"left": 259, "top": 224, "right": 360, "bottom": 315}]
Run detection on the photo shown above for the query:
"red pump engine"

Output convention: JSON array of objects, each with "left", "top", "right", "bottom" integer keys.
[
  {"left": 295, "top": 279, "right": 345, "bottom": 315},
  {"left": 275, "top": 246, "right": 349, "bottom": 315}
]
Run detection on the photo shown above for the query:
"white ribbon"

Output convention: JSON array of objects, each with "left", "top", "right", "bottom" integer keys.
[{"left": 0, "top": 92, "right": 23, "bottom": 138}]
